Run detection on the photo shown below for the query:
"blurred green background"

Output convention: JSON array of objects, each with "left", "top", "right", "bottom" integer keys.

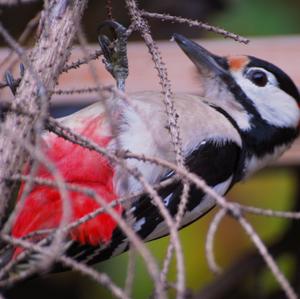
[{"left": 2, "top": 0, "right": 300, "bottom": 298}]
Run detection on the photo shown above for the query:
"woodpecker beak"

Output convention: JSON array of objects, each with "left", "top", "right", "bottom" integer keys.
[{"left": 173, "top": 34, "right": 229, "bottom": 78}]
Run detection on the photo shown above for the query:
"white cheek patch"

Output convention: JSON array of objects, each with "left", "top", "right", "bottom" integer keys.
[{"left": 231, "top": 70, "right": 300, "bottom": 129}]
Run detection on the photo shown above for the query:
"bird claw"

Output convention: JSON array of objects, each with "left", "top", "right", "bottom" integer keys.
[
  {"left": 1, "top": 64, "right": 24, "bottom": 121},
  {"left": 4, "top": 63, "right": 25, "bottom": 96},
  {"left": 1, "top": 71, "right": 16, "bottom": 121},
  {"left": 5, "top": 71, "right": 17, "bottom": 96},
  {"left": 98, "top": 35, "right": 114, "bottom": 74},
  {"left": 98, "top": 20, "right": 128, "bottom": 91},
  {"left": 19, "top": 63, "right": 25, "bottom": 78}
]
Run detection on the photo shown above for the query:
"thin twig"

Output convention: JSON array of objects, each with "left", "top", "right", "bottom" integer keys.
[
  {"left": 48, "top": 113, "right": 299, "bottom": 299},
  {"left": 125, "top": 2, "right": 186, "bottom": 297},
  {"left": 62, "top": 49, "right": 103, "bottom": 73},
  {"left": 105, "top": 0, "right": 113, "bottom": 20},
  {"left": 0, "top": 172, "right": 177, "bottom": 284},
  {"left": 1, "top": 179, "right": 166, "bottom": 298},
  {"left": 0, "top": 127, "right": 72, "bottom": 272},
  {"left": 238, "top": 215, "right": 297, "bottom": 299},
  {"left": 236, "top": 203, "right": 300, "bottom": 219},
  {"left": 0, "top": 0, "right": 88, "bottom": 219},
  {"left": 124, "top": 248, "right": 136, "bottom": 297},
  {"left": 205, "top": 209, "right": 226, "bottom": 275},
  {"left": 0, "top": 49, "right": 103, "bottom": 90},
  {"left": 0, "top": 0, "right": 39, "bottom": 5},
  {"left": 7, "top": 173, "right": 178, "bottom": 235},
  {"left": 0, "top": 113, "right": 168, "bottom": 297},
  {"left": 141, "top": 11, "right": 249, "bottom": 44},
  {"left": 160, "top": 182, "right": 190, "bottom": 284},
  {"left": 0, "top": 234, "right": 130, "bottom": 299},
  {"left": 0, "top": 12, "right": 40, "bottom": 70},
  {"left": 54, "top": 86, "right": 100, "bottom": 95},
  {"left": 120, "top": 151, "right": 298, "bottom": 299},
  {"left": 0, "top": 2, "right": 298, "bottom": 298}
]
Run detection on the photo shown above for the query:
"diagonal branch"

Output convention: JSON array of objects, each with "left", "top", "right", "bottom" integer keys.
[
  {"left": 141, "top": 11, "right": 249, "bottom": 44},
  {"left": 0, "top": 0, "right": 88, "bottom": 218}
]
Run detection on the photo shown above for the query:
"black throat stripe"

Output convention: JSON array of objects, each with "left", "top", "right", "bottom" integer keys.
[{"left": 208, "top": 104, "right": 246, "bottom": 182}]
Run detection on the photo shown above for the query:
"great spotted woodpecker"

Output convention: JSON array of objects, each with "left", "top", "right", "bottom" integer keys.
[{"left": 1, "top": 33, "right": 300, "bottom": 273}]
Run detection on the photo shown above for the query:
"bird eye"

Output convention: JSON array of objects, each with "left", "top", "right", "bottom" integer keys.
[{"left": 247, "top": 69, "right": 268, "bottom": 87}]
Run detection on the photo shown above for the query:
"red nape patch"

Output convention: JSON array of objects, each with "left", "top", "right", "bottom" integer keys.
[
  {"left": 227, "top": 56, "right": 249, "bottom": 71},
  {"left": 12, "top": 116, "right": 122, "bottom": 252}
]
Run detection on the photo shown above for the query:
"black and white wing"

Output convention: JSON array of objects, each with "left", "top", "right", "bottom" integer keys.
[{"left": 67, "top": 137, "right": 243, "bottom": 265}]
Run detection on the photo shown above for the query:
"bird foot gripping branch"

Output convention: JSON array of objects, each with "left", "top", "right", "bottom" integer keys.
[
  {"left": 0, "top": 65, "right": 25, "bottom": 121},
  {"left": 4, "top": 64, "right": 24, "bottom": 97},
  {"left": 97, "top": 21, "right": 129, "bottom": 92}
]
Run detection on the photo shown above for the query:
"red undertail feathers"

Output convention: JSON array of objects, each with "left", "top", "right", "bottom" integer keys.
[{"left": 12, "top": 115, "right": 122, "bottom": 255}]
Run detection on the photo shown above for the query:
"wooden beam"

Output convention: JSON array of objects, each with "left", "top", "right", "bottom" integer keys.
[{"left": 1, "top": 35, "right": 300, "bottom": 165}]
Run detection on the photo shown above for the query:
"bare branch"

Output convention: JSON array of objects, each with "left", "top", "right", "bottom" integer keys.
[
  {"left": 0, "top": 0, "right": 88, "bottom": 218},
  {"left": 125, "top": 2, "right": 187, "bottom": 296},
  {"left": 0, "top": 234, "right": 130, "bottom": 299},
  {"left": 62, "top": 49, "right": 103, "bottom": 73},
  {"left": 236, "top": 203, "right": 300, "bottom": 219},
  {"left": 0, "top": 12, "right": 40, "bottom": 70},
  {"left": 0, "top": 0, "right": 39, "bottom": 5},
  {"left": 124, "top": 248, "right": 136, "bottom": 297},
  {"left": 54, "top": 86, "right": 100, "bottom": 95},
  {"left": 0, "top": 127, "right": 72, "bottom": 272},
  {"left": 238, "top": 215, "right": 297, "bottom": 299},
  {"left": 0, "top": 49, "right": 103, "bottom": 90},
  {"left": 141, "top": 11, "right": 250, "bottom": 44},
  {"left": 205, "top": 209, "right": 226, "bottom": 275},
  {"left": 105, "top": 0, "right": 113, "bottom": 20}
]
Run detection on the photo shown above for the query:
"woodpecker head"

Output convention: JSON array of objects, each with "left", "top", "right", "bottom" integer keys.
[{"left": 174, "top": 34, "right": 300, "bottom": 176}]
